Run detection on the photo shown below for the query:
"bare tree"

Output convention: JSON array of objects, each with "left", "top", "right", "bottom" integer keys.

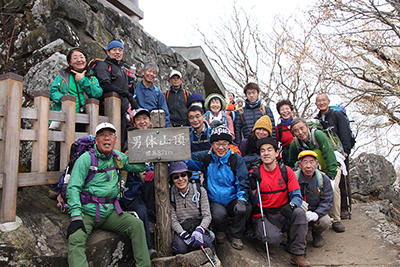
[
  {"left": 196, "top": 4, "right": 334, "bottom": 118},
  {"left": 309, "top": 0, "right": 400, "bottom": 161}
]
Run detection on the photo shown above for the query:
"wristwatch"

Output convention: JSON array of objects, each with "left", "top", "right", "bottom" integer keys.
[{"left": 289, "top": 202, "right": 296, "bottom": 209}]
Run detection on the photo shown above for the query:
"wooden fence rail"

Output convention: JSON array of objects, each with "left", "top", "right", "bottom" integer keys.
[{"left": 0, "top": 73, "right": 122, "bottom": 223}]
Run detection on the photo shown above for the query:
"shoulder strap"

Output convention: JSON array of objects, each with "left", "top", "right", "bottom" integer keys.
[
  {"left": 260, "top": 105, "right": 266, "bottom": 115},
  {"left": 238, "top": 108, "right": 244, "bottom": 123},
  {"left": 164, "top": 90, "right": 170, "bottom": 103},
  {"left": 171, "top": 185, "right": 176, "bottom": 210},
  {"left": 228, "top": 151, "right": 237, "bottom": 177},
  {"left": 294, "top": 137, "right": 301, "bottom": 152},
  {"left": 310, "top": 129, "right": 320, "bottom": 149},
  {"left": 84, "top": 149, "right": 98, "bottom": 184},
  {"left": 277, "top": 124, "right": 283, "bottom": 142},
  {"left": 202, "top": 150, "right": 213, "bottom": 178},
  {"left": 191, "top": 180, "right": 202, "bottom": 215},
  {"left": 315, "top": 169, "right": 323, "bottom": 192},
  {"left": 279, "top": 163, "right": 288, "bottom": 185},
  {"left": 154, "top": 87, "right": 160, "bottom": 104},
  {"left": 183, "top": 89, "right": 190, "bottom": 103}
]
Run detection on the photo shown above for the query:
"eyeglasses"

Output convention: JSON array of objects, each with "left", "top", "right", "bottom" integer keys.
[
  {"left": 71, "top": 56, "right": 85, "bottom": 61},
  {"left": 97, "top": 133, "right": 116, "bottom": 140},
  {"left": 110, "top": 47, "right": 123, "bottom": 52},
  {"left": 188, "top": 114, "right": 203, "bottom": 121},
  {"left": 213, "top": 142, "right": 229, "bottom": 148},
  {"left": 172, "top": 173, "right": 188, "bottom": 180}
]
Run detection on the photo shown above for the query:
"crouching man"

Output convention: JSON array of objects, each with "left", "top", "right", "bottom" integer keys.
[
  {"left": 296, "top": 150, "right": 333, "bottom": 248},
  {"left": 66, "top": 122, "right": 150, "bottom": 267},
  {"left": 248, "top": 137, "right": 309, "bottom": 267}
]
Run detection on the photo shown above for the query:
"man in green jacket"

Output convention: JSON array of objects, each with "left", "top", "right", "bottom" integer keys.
[
  {"left": 66, "top": 122, "right": 150, "bottom": 267},
  {"left": 288, "top": 117, "right": 345, "bottom": 233}
]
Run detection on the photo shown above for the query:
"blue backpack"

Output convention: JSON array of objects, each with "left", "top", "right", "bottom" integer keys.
[{"left": 329, "top": 104, "right": 356, "bottom": 149}]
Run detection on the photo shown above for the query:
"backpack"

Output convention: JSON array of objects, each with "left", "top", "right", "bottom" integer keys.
[
  {"left": 56, "top": 135, "right": 118, "bottom": 212},
  {"left": 170, "top": 179, "right": 202, "bottom": 215},
  {"left": 295, "top": 169, "right": 324, "bottom": 195},
  {"left": 165, "top": 88, "right": 190, "bottom": 104},
  {"left": 238, "top": 105, "right": 266, "bottom": 123},
  {"left": 302, "top": 119, "right": 345, "bottom": 155},
  {"left": 88, "top": 59, "right": 111, "bottom": 77},
  {"left": 329, "top": 104, "right": 356, "bottom": 149}
]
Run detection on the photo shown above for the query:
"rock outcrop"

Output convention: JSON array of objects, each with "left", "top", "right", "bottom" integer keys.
[{"left": 350, "top": 152, "right": 399, "bottom": 205}]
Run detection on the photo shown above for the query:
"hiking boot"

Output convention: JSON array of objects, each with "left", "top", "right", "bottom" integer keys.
[
  {"left": 48, "top": 189, "right": 59, "bottom": 200},
  {"left": 148, "top": 248, "right": 158, "bottom": 260},
  {"left": 216, "top": 231, "right": 227, "bottom": 244},
  {"left": 312, "top": 233, "right": 325, "bottom": 247},
  {"left": 290, "top": 254, "right": 310, "bottom": 267},
  {"left": 212, "top": 254, "right": 222, "bottom": 266},
  {"left": 341, "top": 210, "right": 349, "bottom": 220},
  {"left": 332, "top": 221, "right": 346, "bottom": 232},
  {"left": 231, "top": 237, "right": 244, "bottom": 250}
]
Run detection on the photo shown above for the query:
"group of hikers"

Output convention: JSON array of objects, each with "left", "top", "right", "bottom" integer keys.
[{"left": 49, "top": 40, "right": 354, "bottom": 267}]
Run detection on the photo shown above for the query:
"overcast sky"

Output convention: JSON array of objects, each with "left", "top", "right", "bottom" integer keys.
[{"left": 139, "top": 0, "right": 310, "bottom": 47}]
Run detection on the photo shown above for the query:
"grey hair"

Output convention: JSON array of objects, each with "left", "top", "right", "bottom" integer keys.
[
  {"left": 290, "top": 117, "right": 308, "bottom": 134},
  {"left": 143, "top": 62, "right": 159, "bottom": 73}
]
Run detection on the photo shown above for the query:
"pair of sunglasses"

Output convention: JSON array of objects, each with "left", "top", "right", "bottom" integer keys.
[{"left": 172, "top": 173, "right": 188, "bottom": 180}]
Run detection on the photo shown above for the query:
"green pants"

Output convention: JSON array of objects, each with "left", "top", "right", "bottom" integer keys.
[{"left": 68, "top": 210, "right": 150, "bottom": 267}]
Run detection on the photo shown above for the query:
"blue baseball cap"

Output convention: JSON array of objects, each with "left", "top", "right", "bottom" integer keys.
[{"left": 107, "top": 40, "right": 124, "bottom": 51}]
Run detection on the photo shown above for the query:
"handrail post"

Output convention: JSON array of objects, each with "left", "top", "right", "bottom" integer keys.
[
  {"left": 104, "top": 92, "right": 121, "bottom": 151},
  {"left": 0, "top": 73, "right": 23, "bottom": 223},
  {"left": 86, "top": 98, "right": 99, "bottom": 136},
  {"left": 60, "top": 95, "right": 76, "bottom": 170},
  {"left": 31, "top": 91, "right": 50, "bottom": 172}
]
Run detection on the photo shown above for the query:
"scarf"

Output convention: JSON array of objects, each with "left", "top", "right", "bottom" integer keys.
[
  {"left": 281, "top": 116, "right": 293, "bottom": 126},
  {"left": 247, "top": 99, "right": 261, "bottom": 109},
  {"left": 247, "top": 134, "right": 259, "bottom": 155}
]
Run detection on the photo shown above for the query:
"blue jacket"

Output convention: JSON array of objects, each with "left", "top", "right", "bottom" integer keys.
[
  {"left": 135, "top": 81, "right": 170, "bottom": 127},
  {"left": 234, "top": 99, "right": 275, "bottom": 144},
  {"left": 185, "top": 149, "right": 250, "bottom": 206}
]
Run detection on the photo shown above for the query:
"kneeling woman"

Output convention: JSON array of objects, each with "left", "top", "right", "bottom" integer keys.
[{"left": 169, "top": 161, "right": 215, "bottom": 256}]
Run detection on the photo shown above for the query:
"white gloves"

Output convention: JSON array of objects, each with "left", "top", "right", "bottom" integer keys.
[
  {"left": 306, "top": 211, "right": 319, "bottom": 222},
  {"left": 300, "top": 201, "right": 309, "bottom": 212}
]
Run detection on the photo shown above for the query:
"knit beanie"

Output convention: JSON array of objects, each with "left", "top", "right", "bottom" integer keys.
[
  {"left": 256, "top": 137, "right": 277, "bottom": 151},
  {"left": 252, "top": 115, "right": 272, "bottom": 136},
  {"left": 187, "top": 93, "right": 205, "bottom": 108},
  {"left": 209, "top": 120, "right": 232, "bottom": 144},
  {"left": 107, "top": 40, "right": 124, "bottom": 51}
]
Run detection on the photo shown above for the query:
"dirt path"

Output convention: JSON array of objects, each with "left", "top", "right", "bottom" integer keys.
[{"left": 216, "top": 203, "right": 400, "bottom": 267}]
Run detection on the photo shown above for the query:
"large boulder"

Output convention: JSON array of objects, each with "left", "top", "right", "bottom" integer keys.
[{"left": 349, "top": 152, "right": 399, "bottom": 205}]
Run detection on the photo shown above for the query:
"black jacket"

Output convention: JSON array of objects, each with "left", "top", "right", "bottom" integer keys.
[
  {"left": 165, "top": 86, "right": 190, "bottom": 126},
  {"left": 315, "top": 109, "right": 352, "bottom": 155}
]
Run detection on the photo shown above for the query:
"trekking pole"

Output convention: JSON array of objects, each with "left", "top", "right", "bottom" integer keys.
[
  {"left": 257, "top": 181, "right": 272, "bottom": 267},
  {"left": 200, "top": 245, "right": 216, "bottom": 267},
  {"left": 343, "top": 174, "right": 351, "bottom": 219}
]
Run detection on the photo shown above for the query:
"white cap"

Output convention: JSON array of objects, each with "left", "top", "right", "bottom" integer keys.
[
  {"left": 95, "top": 122, "right": 116, "bottom": 135},
  {"left": 169, "top": 70, "right": 182, "bottom": 79}
]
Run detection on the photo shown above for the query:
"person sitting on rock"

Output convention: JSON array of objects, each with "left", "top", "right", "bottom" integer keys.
[
  {"left": 169, "top": 161, "right": 219, "bottom": 265},
  {"left": 248, "top": 137, "right": 309, "bottom": 267},
  {"left": 185, "top": 121, "right": 251, "bottom": 250},
  {"left": 66, "top": 122, "right": 150, "bottom": 267},
  {"left": 296, "top": 150, "right": 334, "bottom": 248}
]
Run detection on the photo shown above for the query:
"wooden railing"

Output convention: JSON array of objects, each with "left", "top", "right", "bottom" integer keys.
[{"left": 0, "top": 73, "right": 122, "bottom": 223}]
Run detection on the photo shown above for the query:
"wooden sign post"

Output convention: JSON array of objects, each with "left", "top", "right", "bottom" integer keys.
[{"left": 127, "top": 110, "right": 191, "bottom": 256}]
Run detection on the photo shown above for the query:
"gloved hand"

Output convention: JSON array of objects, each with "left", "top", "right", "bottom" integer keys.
[
  {"left": 306, "top": 211, "right": 319, "bottom": 222},
  {"left": 180, "top": 231, "right": 192, "bottom": 246},
  {"left": 248, "top": 167, "right": 262, "bottom": 190},
  {"left": 144, "top": 171, "right": 154, "bottom": 182},
  {"left": 67, "top": 219, "right": 87, "bottom": 239},
  {"left": 300, "top": 201, "right": 309, "bottom": 212},
  {"left": 280, "top": 203, "right": 294, "bottom": 219},
  {"left": 234, "top": 200, "right": 247, "bottom": 216},
  {"left": 190, "top": 227, "right": 204, "bottom": 248},
  {"left": 127, "top": 94, "right": 138, "bottom": 109}
]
